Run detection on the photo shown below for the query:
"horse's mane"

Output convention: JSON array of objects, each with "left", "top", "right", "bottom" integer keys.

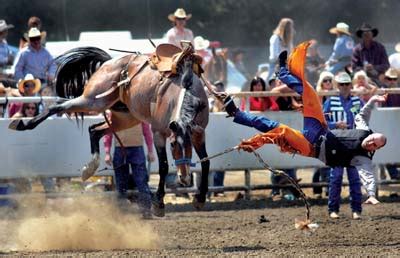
[{"left": 54, "top": 47, "right": 112, "bottom": 98}]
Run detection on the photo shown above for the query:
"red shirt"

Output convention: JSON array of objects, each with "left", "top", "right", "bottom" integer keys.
[{"left": 241, "top": 97, "right": 279, "bottom": 111}]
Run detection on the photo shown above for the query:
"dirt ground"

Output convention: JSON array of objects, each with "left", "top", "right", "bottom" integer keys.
[{"left": 0, "top": 170, "right": 399, "bottom": 257}]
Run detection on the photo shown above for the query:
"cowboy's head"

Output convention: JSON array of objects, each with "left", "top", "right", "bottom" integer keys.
[
  {"left": 168, "top": 8, "right": 192, "bottom": 28},
  {"left": 0, "top": 20, "right": 14, "bottom": 41},
  {"left": 361, "top": 133, "right": 387, "bottom": 152}
]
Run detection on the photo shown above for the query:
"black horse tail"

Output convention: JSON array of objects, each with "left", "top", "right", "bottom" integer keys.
[{"left": 54, "top": 47, "right": 112, "bottom": 98}]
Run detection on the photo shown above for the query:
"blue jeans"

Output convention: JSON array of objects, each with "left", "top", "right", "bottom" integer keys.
[
  {"left": 328, "top": 166, "right": 362, "bottom": 213},
  {"left": 113, "top": 146, "right": 151, "bottom": 211},
  {"left": 312, "top": 167, "right": 330, "bottom": 195}
]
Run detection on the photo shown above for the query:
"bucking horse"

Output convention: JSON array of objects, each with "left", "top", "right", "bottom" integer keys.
[{"left": 9, "top": 42, "right": 211, "bottom": 217}]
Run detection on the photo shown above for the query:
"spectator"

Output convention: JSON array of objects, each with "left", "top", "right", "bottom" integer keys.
[
  {"left": 316, "top": 71, "right": 335, "bottom": 103},
  {"left": 165, "top": 8, "right": 194, "bottom": 48},
  {"left": 11, "top": 102, "right": 39, "bottom": 118},
  {"left": 194, "top": 36, "right": 212, "bottom": 67},
  {"left": 388, "top": 42, "right": 400, "bottom": 74},
  {"left": 266, "top": 18, "right": 294, "bottom": 81},
  {"left": 8, "top": 73, "right": 41, "bottom": 117},
  {"left": 325, "top": 22, "right": 354, "bottom": 74},
  {"left": 305, "top": 39, "right": 325, "bottom": 85},
  {"left": 19, "top": 16, "right": 47, "bottom": 49},
  {"left": 232, "top": 49, "right": 251, "bottom": 80},
  {"left": 0, "top": 20, "right": 15, "bottom": 72},
  {"left": 13, "top": 27, "right": 56, "bottom": 85},
  {"left": 352, "top": 70, "right": 377, "bottom": 102},
  {"left": 382, "top": 68, "right": 400, "bottom": 107},
  {"left": 352, "top": 23, "right": 389, "bottom": 86},
  {"left": 381, "top": 68, "right": 400, "bottom": 180},
  {"left": 240, "top": 76, "right": 279, "bottom": 111},
  {"left": 323, "top": 72, "right": 364, "bottom": 219},
  {"left": 38, "top": 85, "right": 55, "bottom": 114},
  {"left": 104, "top": 119, "right": 155, "bottom": 219}
]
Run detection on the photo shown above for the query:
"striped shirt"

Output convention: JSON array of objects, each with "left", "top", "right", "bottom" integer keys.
[{"left": 323, "top": 95, "right": 363, "bottom": 129}]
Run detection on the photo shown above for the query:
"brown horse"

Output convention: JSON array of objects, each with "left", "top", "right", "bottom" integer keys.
[{"left": 9, "top": 46, "right": 210, "bottom": 217}]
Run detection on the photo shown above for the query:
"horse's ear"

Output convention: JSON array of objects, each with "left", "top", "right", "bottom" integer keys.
[{"left": 169, "top": 121, "right": 179, "bottom": 133}]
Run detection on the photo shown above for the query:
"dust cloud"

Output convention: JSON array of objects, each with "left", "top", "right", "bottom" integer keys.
[{"left": 0, "top": 195, "right": 160, "bottom": 252}]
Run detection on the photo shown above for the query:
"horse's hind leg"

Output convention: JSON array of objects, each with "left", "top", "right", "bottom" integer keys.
[
  {"left": 191, "top": 126, "right": 210, "bottom": 210},
  {"left": 82, "top": 110, "right": 140, "bottom": 181},
  {"left": 9, "top": 96, "right": 92, "bottom": 131}
]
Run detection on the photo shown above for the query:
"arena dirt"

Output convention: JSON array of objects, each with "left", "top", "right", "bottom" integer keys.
[{"left": 0, "top": 192, "right": 399, "bottom": 256}]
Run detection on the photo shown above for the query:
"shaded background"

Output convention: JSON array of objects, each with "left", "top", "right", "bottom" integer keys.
[{"left": 1, "top": 0, "right": 399, "bottom": 74}]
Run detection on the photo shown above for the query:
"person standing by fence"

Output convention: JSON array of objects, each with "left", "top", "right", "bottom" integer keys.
[
  {"left": 104, "top": 119, "right": 155, "bottom": 219},
  {"left": 165, "top": 8, "right": 194, "bottom": 48}
]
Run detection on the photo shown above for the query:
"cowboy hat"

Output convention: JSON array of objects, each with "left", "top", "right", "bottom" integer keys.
[
  {"left": 329, "top": 22, "right": 351, "bottom": 36},
  {"left": 27, "top": 27, "right": 46, "bottom": 39},
  {"left": 395, "top": 42, "right": 400, "bottom": 53},
  {"left": 18, "top": 74, "right": 41, "bottom": 94},
  {"left": 385, "top": 68, "right": 398, "bottom": 79},
  {"left": 0, "top": 20, "right": 14, "bottom": 32},
  {"left": 168, "top": 8, "right": 192, "bottom": 22},
  {"left": 356, "top": 23, "right": 378, "bottom": 38},
  {"left": 335, "top": 72, "right": 352, "bottom": 84},
  {"left": 194, "top": 36, "right": 210, "bottom": 51}
]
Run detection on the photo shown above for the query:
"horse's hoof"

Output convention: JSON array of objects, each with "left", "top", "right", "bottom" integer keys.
[
  {"left": 192, "top": 194, "right": 206, "bottom": 210},
  {"left": 81, "top": 154, "right": 100, "bottom": 181},
  {"left": 152, "top": 202, "right": 165, "bottom": 217},
  {"left": 8, "top": 120, "right": 25, "bottom": 131}
]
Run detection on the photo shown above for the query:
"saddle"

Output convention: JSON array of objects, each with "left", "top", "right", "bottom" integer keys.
[{"left": 149, "top": 41, "right": 203, "bottom": 77}]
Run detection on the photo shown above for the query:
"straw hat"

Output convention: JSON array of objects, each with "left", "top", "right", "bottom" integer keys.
[
  {"left": 194, "top": 36, "right": 210, "bottom": 51},
  {"left": 356, "top": 23, "right": 378, "bottom": 38},
  {"left": 0, "top": 20, "right": 14, "bottom": 33},
  {"left": 168, "top": 8, "right": 192, "bottom": 22},
  {"left": 334, "top": 72, "right": 352, "bottom": 83},
  {"left": 18, "top": 74, "right": 41, "bottom": 94},
  {"left": 27, "top": 27, "right": 46, "bottom": 40},
  {"left": 329, "top": 22, "right": 351, "bottom": 36},
  {"left": 385, "top": 68, "right": 398, "bottom": 79}
]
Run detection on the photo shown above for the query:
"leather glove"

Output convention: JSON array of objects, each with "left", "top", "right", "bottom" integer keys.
[
  {"left": 224, "top": 95, "right": 238, "bottom": 117},
  {"left": 279, "top": 50, "right": 288, "bottom": 68}
]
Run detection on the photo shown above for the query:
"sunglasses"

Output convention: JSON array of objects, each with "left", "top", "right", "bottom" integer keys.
[
  {"left": 25, "top": 106, "right": 37, "bottom": 111},
  {"left": 338, "top": 82, "right": 351, "bottom": 86},
  {"left": 385, "top": 77, "right": 397, "bottom": 81},
  {"left": 24, "top": 83, "right": 35, "bottom": 88},
  {"left": 322, "top": 79, "right": 332, "bottom": 83},
  {"left": 29, "top": 36, "right": 41, "bottom": 42}
]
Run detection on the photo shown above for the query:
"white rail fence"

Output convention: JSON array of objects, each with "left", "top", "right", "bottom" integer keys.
[{"left": 0, "top": 95, "right": 399, "bottom": 198}]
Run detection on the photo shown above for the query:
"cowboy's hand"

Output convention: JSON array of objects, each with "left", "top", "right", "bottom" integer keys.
[
  {"left": 224, "top": 95, "right": 238, "bottom": 117},
  {"left": 238, "top": 140, "right": 255, "bottom": 152},
  {"left": 147, "top": 151, "right": 156, "bottom": 162},
  {"left": 105, "top": 153, "right": 112, "bottom": 166}
]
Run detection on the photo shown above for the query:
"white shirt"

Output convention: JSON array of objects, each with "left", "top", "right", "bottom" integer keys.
[{"left": 166, "top": 27, "right": 194, "bottom": 48}]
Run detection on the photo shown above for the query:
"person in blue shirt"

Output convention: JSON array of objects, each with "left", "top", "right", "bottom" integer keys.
[
  {"left": 13, "top": 27, "right": 56, "bottom": 84},
  {"left": 323, "top": 72, "right": 364, "bottom": 219},
  {"left": 325, "top": 22, "right": 354, "bottom": 75},
  {"left": 0, "top": 20, "right": 14, "bottom": 70}
]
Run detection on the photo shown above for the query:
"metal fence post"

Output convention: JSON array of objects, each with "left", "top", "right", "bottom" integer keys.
[{"left": 244, "top": 169, "right": 251, "bottom": 200}]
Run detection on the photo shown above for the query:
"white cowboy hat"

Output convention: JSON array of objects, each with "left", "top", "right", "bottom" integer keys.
[
  {"left": 385, "top": 68, "right": 398, "bottom": 79},
  {"left": 194, "top": 36, "right": 210, "bottom": 51},
  {"left": 28, "top": 27, "right": 46, "bottom": 39},
  {"left": 395, "top": 42, "right": 400, "bottom": 53},
  {"left": 329, "top": 22, "right": 351, "bottom": 36},
  {"left": 0, "top": 20, "right": 14, "bottom": 32},
  {"left": 168, "top": 8, "right": 192, "bottom": 22},
  {"left": 334, "top": 72, "right": 352, "bottom": 83},
  {"left": 18, "top": 74, "right": 41, "bottom": 94}
]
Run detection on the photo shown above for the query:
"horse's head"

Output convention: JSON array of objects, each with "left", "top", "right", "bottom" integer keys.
[{"left": 169, "top": 120, "right": 193, "bottom": 186}]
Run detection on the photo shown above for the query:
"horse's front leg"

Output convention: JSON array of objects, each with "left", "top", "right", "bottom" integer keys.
[
  {"left": 192, "top": 127, "right": 209, "bottom": 210},
  {"left": 152, "top": 143, "right": 168, "bottom": 217}
]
